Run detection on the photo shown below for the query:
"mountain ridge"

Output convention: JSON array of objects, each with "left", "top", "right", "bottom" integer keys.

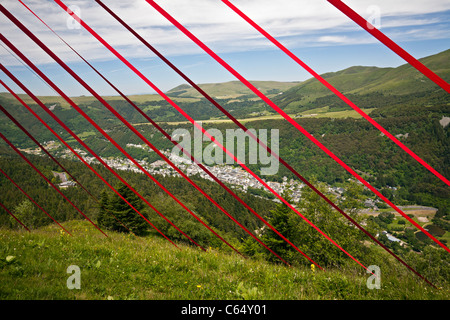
[
  {"left": 273, "top": 49, "right": 450, "bottom": 111},
  {"left": 1, "top": 49, "right": 448, "bottom": 107},
  {"left": 166, "top": 80, "right": 300, "bottom": 99}
]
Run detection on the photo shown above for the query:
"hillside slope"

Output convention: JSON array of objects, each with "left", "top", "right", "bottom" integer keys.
[
  {"left": 1, "top": 50, "right": 447, "bottom": 121},
  {"left": 0, "top": 220, "right": 448, "bottom": 300},
  {"left": 273, "top": 49, "right": 450, "bottom": 111},
  {"left": 167, "top": 80, "right": 299, "bottom": 99}
]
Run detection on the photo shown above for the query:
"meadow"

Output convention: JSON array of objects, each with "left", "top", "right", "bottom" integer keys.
[{"left": 1, "top": 220, "right": 448, "bottom": 300}]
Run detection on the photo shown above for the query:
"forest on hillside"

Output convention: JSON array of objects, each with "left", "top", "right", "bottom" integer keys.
[
  {"left": 0, "top": 91, "right": 449, "bottom": 291},
  {"left": 0, "top": 147, "right": 449, "bottom": 289},
  {"left": 0, "top": 88, "right": 449, "bottom": 216},
  {"left": 0, "top": 149, "right": 276, "bottom": 246}
]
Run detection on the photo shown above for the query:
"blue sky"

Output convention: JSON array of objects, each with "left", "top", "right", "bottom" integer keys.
[{"left": 1, "top": 0, "right": 449, "bottom": 96}]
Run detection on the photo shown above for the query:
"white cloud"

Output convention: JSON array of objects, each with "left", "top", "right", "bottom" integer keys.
[
  {"left": 0, "top": 0, "right": 449, "bottom": 67},
  {"left": 343, "top": 0, "right": 450, "bottom": 16},
  {"left": 317, "top": 35, "right": 351, "bottom": 44}
]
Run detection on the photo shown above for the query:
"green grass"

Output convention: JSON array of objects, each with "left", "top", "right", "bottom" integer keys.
[
  {"left": 167, "top": 81, "right": 299, "bottom": 99},
  {"left": 298, "top": 108, "right": 377, "bottom": 119},
  {"left": 159, "top": 108, "right": 377, "bottom": 125},
  {"left": 77, "top": 131, "right": 96, "bottom": 140},
  {"left": 0, "top": 220, "right": 448, "bottom": 300}
]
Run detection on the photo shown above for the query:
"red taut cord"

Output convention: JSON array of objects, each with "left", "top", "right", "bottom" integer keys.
[
  {"left": 2, "top": 4, "right": 260, "bottom": 259},
  {"left": 0, "top": 46, "right": 235, "bottom": 257},
  {"left": 222, "top": 0, "right": 450, "bottom": 188},
  {"left": 0, "top": 27, "right": 232, "bottom": 255},
  {"left": 144, "top": 0, "right": 449, "bottom": 254},
  {"left": 55, "top": 0, "right": 354, "bottom": 270},
  {"left": 326, "top": 0, "right": 450, "bottom": 93},
  {"left": 81, "top": 0, "right": 367, "bottom": 270},
  {"left": 0, "top": 102, "right": 138, "bottom": 236},
  {"left": 0, "top": 104, "right": 96, "bottom": 201},
  {"left": 20, "top": 0, "right": 302, "bottom": 266},
  {"left": 0, "top": 131, "right": 107, "bottom": 237},
  {"left": 54, "top": 0, "right": 327, "bottom": 267},
  {"left": 93, "top": 0, "right": 439, "bottom": 284}
]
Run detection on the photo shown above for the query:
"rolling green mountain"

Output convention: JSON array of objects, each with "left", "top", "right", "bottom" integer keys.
[
  {"left": 166, "top": 80, "right": 300, "bottom": 99},
  {"left": 0, "top": 49, "right": 448, "bottom": 123},
  {"left": 273, "top": 49, "right": 450, "bottom": 112},
  {"left": 166, "top": 49, "right": 449, "bottom": 104}
]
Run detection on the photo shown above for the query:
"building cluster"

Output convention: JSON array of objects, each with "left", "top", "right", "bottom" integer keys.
[
  {"left": 19, "top": 143, "right": 355, "bottom": 204},
  {"left": 51, "top": 170, "right": 76, "bottom": 189},
  {"left": 61, "top": 148, "right": 306, "bottom": 202},
  {"left": 21, "top": 144, "right": 373, "bottom": 206}
]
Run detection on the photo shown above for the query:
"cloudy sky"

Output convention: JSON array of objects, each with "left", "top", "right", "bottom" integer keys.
[{"left": 1, "top": 0, "right": 449, "bottom": 96}]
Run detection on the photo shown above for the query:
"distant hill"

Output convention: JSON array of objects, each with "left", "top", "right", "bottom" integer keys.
[
  {"left": 0, "top": 49, "right": 447, "bottom": 121},
  {"left": 0, "top": 80, "right": 298, "bottom": 107},
  {"left": 273, "top": 49, "right": 450, "bottom": 112},
  {"left": 0, "top": 92, "right": 171, "bottom": 110},
  {"left": 166, "top": 80, "right": 300, "bottom": 99}
]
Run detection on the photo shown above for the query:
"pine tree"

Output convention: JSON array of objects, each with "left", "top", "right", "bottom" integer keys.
[
  {"left": 260, "top": 191, "right": 297, "bottom": 263},
  {"left": 97, "top": 190, "right": 113, "bottom": 230},
  {"left": 293, "top": 180, "right": 371, "bottom": 267},
  {"left": 97, "top": 184, "right": 149, "bottom": 236}
]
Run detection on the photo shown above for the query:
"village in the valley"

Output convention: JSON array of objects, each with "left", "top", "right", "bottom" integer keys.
[
  {"left": 21, "top": 141, "right": 326, "bottom": 204},
  {"left": 20, "top": 141, "right": 441, "bottom": 248},
  {"left": 20, "top": 141, "right": 403, "bottom": 212}
]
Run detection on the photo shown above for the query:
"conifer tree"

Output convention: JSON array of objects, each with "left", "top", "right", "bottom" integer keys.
[
  {"left": 260, "top": 191, "right": 297, "bottom": 263},
  {"left": 97, "top": 184, "right": 149, "bottom": 236},
  {"left": 97, "top": 190, "right": 113, "bottom": 230},
  {"left": 254, "top": 180, "right": 373, "bottom": 267}
]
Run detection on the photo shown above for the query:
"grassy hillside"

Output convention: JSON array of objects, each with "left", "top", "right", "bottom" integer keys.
[
  {"left": 1, "top": 50, "right": 447, "bottom": 124},
  {"left": 0, "top": 80, "right": 297, "bottom": 110},
  {"left": 0, "top": 220, "right": 448, "bottom": 300},
  {"left": 274, "top": 49, "right": 450, "bottom": 111},
  {"left": 166, "top": 80, "right": 299, "bottom": 99}
]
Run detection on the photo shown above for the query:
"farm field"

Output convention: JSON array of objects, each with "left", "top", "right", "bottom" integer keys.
[{"left": 153, "top": 107, "right": 378, "bottom": 125}]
